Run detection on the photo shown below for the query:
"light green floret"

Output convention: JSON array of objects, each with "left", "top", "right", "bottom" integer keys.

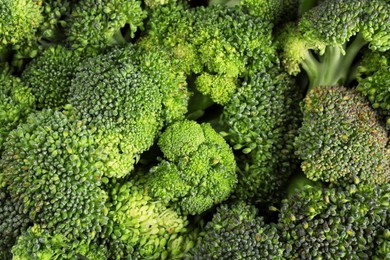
[
  {"left": 22, "top": 45, "right": 81, "bottom": 109},
  {"left": 0, "top": 69, "right": 35, "bottom": 153},
  {"left": 145, "top": 120, "right": 237, "bottom": 215},
  {"left": 295, "top": 86, "right": 390, "bottom": 185},
  {"left": 103, "top": 180, "right": 195, "bottom": 260},
  {"left": 11, "top": 225, "right": 107, "bottom": 260},
  {"left": 1, "top": 109, "right": 108, "bottom": 240},
  {"left": 66, "top": 0, "right": 146, "bottom": 53}
]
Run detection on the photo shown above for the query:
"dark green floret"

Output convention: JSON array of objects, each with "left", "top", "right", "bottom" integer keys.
[
  {"left": 294, "top": 86, "right": 390, "bottom": 185},
  {"left": 0, "top": 109, "right": 108, "bottom": 240},
  {"left": 22, "top": 45, "right": 81, "bottom": 109},
  {"left": 143, "top": 120, "right": 237, "bottom": 215}
]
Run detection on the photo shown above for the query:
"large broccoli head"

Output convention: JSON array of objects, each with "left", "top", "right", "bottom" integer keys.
[
  {"left": 295, "top": 86, "right": 390, "bottom": 185},
  {"left": 144, "top": 120, "right": 237, "bottom": 215}
]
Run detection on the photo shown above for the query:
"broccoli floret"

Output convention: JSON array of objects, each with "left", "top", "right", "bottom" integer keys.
[
  {"left": 374, "top": 229, "right": 390, "bottom": 259},
  {"left": 278, "top": 183, "right": 390, "bottom": 259},
  {"left": 11, "top": 224, "right": 107, "bottom": 260},
  {"left": 70, "top": 44, "right": 189, "bottom": 178},
  {"left": 0, "top": 68, "right": 35, "bottom": 153},
  {"left": 220, "top": 67, "right": 303, "bottom": 203},
  {"left": 21, "top": 45, "right": 81, "bottom": 109},
  {"left": 102, "top": 179, "right": 195, "bottom": 260},
  {"left": 278, "top": 0, "right": 390, "bottom": 90},
  {"left": 0, "top": 109, "right": 108, "bottom": 240},
  {"left": 142, "top": 3, "right": 276, "bottom": 104},
  {"left": 187, "top": 200, "right": 284, "bottom": 259},
  {"left": 142, "top": 120, "right": 237, "bottom": 215},
  {"left": 66, "top": 0, "right": 146, "bottom": 54},
  {"left": 356, "top": 50, "right": 390, "bottom": 122},
  {"left": 294, "top": 86, "right": 390, "bottom": 185}
]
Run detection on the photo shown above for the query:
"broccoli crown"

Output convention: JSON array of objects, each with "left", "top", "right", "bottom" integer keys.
[
  {"left": 0, "top": 70, "right": 35, "bottom": 153},
  {"left": 0, "top": 109, "right": 108, "bottom": 240},
  {"left": 278, "top": 184, "right": 390, "bottom": 259},
  {"left": 145, "top": 120, "right": 237, "bottom": 215},
  {"left": 220, "top": 68, "right": 303, "bottom": 203},
  {"left": 39, "top": 0, "right": 70, "bottom": 41},
  {"left": 70, "top": 44, "right": 188, "bottom": 178},
  {"left": 21, "top": 45, "right": 81, "bottom": 109},
  {"left": 11, "top": 224, "right": 107, "bottom": 260},
  {"left": 0, "top": 0, "right": 42, "bottom": 47},
  {"left": 295, "top": 86, "right": 390, "bottom": 185},
  {"left": 374, "top": 229, "right": 390, "bottom": 259},
  {"left": 66, "top": 0, "right": 146, "bottom": 53},
  {"left": 0, "top": 188, "right": 32, "bottom": 259},
  {"left": 187, "top": 201, "right": 284, "bottom": 259},
  {"left": 144, "top": 3, "right": 276, "bottom": 104},
  {"left": 103, "top": 180, "right": 193, "bottom": 260},
  {"left": 356, "top": 50, "right": 390, "bottom": 119}
]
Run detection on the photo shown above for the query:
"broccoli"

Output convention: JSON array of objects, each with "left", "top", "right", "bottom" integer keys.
[
  {"left": 69, "top": 44, "right": 189, "bottom": 178},
  {"left": 374, "top": 229, "right": 390, "bottom": 259},
  {"left": 294, "top": 86, "right": 390, "bottom": 185},
  {"left": 0, "top": 67, "right": 35, "bottom": 153},
  {"left": 141, "top": 120, "right": 237, "bottom": 215},
  {"left": 0, "top": 109, "right": 109, "bottom": 240},
  {"left": 102, "top": 179, "right": 195, "bottom": 259},
  {"left": 278, "top": 0, "right": 390, "bottom": 91},
  {"left": 66, "top": 0, "right": 146, "bottom": 54},
  {"left": 278, "top": 182, "right": 390, "bottom": 259},
  {"left": 21, "top": 45, "right": 81, "bottom": 109},
  {"left": 187, "top": 200, "right": 284, "bottom": 259}
]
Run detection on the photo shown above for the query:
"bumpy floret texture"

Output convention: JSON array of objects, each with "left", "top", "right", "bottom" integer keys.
[
  {"left": 11, "top": 224, "right": 107, "bottom": 260},
  {"left": 22, "top": 45, "right": 81, "bottom": 109},
  {"left": 102, "top": 179, "right": 194, "bottom": 260},
  {"left": 66, "top": 0, "right": 146, "bottom": 53},
  {"left": 0, "top": 109, "right": 108, "bottom": 240},
  {"left": 187, "top": 201, "right": 284, "bottom": 259},
  {"left": 145, "top": 120, "right": 237, "bottom": 215},
  {"left": 295, "top": 86, "right": 390, "bottom": 184},
  {"left": 278, "top": 184, "right": 390, "bottom": 259},
  {"left": 221, "top": 68, "right": 303, "bottom": 203},
  {"left": 0, "top": 70, "right": 35, "bottom": 153}
]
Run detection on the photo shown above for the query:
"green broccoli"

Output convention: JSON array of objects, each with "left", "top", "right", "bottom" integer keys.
[
  {"left": 374, "top": 229, "right": 390, "bottom": 259},
  {"left": 141, "top": 120, "right": 237, "bottom": 215},
  {"left": 356, "top": 50, "right": 390, "bottom": 123},
  {"left": 220, "top": 67, "right": 303, "bottom": 204},
  {"left": 187, "top": 200, "right": 284, "bottom": 259},
  {"left": 1, "top": 109, "right": 108, "bottom": 240},
  {"left": 21, "top": 45, "right": 81, "bottom": 109},
  {"left": 0, "top": 67, "right": 35, "bottom": 153},
  {"left": 278, "top": 182, "right": 390, "bottom": 259},
  {"left": 69, "top": 44, "right": 189, "bottom": 178},
  {"left": 294, "top": 86, "right": 390, "bottom": 185},
  {"left": 277, "top": 0, "right": 389, "bottom": 91},
  {"left": 66, "top": 0, "right": 146, "bottom": 54},
  {"left": 102, "top": 179, "right": 195, "bottom": 260}
]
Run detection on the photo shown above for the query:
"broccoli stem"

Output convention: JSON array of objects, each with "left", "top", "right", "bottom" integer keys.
[
  {"left": 109, "top": 30, "right": 127, "bottom": 46},
  {"left": 305, "top": 33, "right": 367, "bottom": 92}
]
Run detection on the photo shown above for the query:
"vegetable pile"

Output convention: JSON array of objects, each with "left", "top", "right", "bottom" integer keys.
[{"left": 0, "top": 0, "right": 389, "bottom": 259}]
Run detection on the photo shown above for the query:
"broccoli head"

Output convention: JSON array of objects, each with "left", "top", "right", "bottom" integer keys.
[
  {"left": 143, "top": 120, "right": 237, "bottom": 215},
  {"left": 1, "top": 109, "right": 108, "bottom": 240},
  {"left": 294, "top": 86, "right": 390, "bottom": 185}
]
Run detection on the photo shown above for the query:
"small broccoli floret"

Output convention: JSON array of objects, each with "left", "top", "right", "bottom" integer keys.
[
  {"left": 0, "top": 68, "right": 35, "bottom": 153},
  {"left": 374, "top": 229, "right": 390, "bottom": 260},
  {"left": 294, "top": 86, "right": 390, "bottom": 185},
  {"left": 144, "top": 120, "right": 237, "bottom": 215},
  {"left": 70, "top": 44, "right": 189, "bottom": 178},
  {"left": 278, "top": 183, "right": 390, "bottom": 259},
  {"left": 356, "top": 50, "right": 390, "bottom": 121},
  {"left": 11, "top": 225, "right": 107, "bottom": 260},
  {"left": 187, "top": 200, "right": 284, "bottom": 259},
  {"left": 21, "top": 45, "right": 81, "bottom": 109},
  {"left": 278, "top": 0, "right": 390, "bottom": 90},
  {"left": 0, "top": 0, "right": 42, "bottom": 49},
  {"left": 1, "top": 109, "right": 108, "bottom": 240},
  {"left": 220, "top": 67, "right": 303, "bottom": 203},
  {"left": 66, "top": 0, "right": 146, "bottom": 53},
  {"left": 102, "top": 179, "right": 194, "bottom": 260}
]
